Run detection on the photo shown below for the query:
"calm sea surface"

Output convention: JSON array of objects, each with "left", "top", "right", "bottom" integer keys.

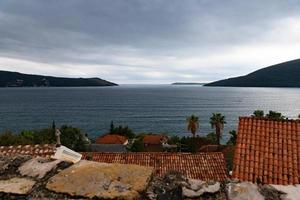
[{"left": 0, "top": 85, "right": 299, "bottom": 142}]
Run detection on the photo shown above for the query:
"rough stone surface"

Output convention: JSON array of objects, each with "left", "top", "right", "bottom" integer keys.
[
  {"left": 0, "top": 177, "right": 36, "bottom": 195},
  {"left": 46, "top": 160, "right": 153, "bottom": 200},
  {"left": 0, "top": 156, "right": 31, "bottom": 178},
  {"left": 227, "top": 182, "right": 265, "bottom": 200},
  {"left": 145, "top": 172, "right": 186, "bottom": 200},
  {"left": 145, "top": 171, "right": 226, "bottom": 200},
  {"left": 271, "top": 184, "right": 300, "bottom": 200},
  {"left": 260, "top": 185, "right": 284, "bottom": 200},
  {"left": 183, "top": 180, "right": 220, "bottom": 198},
  {"left": 18, "top": 157, "right": 62, "bottom": 179}
]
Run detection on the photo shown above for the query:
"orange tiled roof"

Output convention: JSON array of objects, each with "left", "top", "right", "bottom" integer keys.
[
  {"left": 95, "top": 134, "right": 128, "bottom": 144},
  {"left": 233, "top": 117, "right": 300, "bottom": 185},
  {"left": 142, "top": 135, "right": 168, "bottom": 144},
  {"left": 82, "top": 152, "right": 228, "bottom": 181},
  {"left": 0, "top": 144, "right": 56, "bottom": 158}
]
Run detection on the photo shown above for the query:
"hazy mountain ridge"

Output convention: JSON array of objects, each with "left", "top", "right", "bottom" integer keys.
[
  {"left": 205, "top": 59, "right": 300, "bottom": 87},
  {"left": 0, "top": 70, "right": 117, "bottom": 87}
]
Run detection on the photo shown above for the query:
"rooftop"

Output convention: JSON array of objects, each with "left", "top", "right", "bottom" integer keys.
[
  {"left": 142, "top": 135, "right": 168, "bottom": 144},
  {"left": 0, "top": 144, "right": 56, "bottom": 158},
  {"left": 95, "top": 134, "right": 128, "bottom": 145},
  {"left": 233, "top": 117, "right": 300, "bottom": 185},
  {"left": 0, "top": 144, "right": 227, "bottom": 181},
  {"left": 82, "top": 152, "right": 228, "bottom": 181}
]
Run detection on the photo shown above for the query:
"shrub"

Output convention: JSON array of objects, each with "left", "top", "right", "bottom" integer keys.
[
  {"left": 226, "top": 130, "right": 237, "bottom": 146},
  {"left": 0, "top": 124, "right": 89, "bottom": 152}
]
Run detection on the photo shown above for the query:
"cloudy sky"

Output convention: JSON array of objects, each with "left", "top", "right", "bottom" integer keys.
[{"left": 0, "top": 0, "right": 300, "bottom": 84}]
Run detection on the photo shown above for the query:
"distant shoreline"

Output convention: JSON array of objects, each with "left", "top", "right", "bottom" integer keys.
[{"left": 172, "top": 82, "right": 206, "bottom": 85}]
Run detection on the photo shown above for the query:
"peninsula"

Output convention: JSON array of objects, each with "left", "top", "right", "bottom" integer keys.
[
  {"left": 0, "top": 71, "right": 117, "bottom": 87},
  {"left": 205, "top": 59, "right": 300, "bottom": 87}
]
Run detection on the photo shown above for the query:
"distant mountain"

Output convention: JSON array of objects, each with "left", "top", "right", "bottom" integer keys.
[
  {"left": 172, "top": 82, "right": 206, "bottom": 85},
  {"left": 205, "top": 59, "right": 300, "bottom": 87},
  {"left": 0, "top": 71, "right": 118, "bottom": 87}
]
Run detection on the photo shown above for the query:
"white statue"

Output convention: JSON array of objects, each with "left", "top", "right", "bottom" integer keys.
[{"left": 55, "top": 129, "right": 61, "bottom": 147}]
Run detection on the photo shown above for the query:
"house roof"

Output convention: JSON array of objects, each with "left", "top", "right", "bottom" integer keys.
[
  {"left": 90, "top": 144, "right": 127, "bottom": 152},
  {"left": 0, "top": 144, "right": 56, "bottom": 158},
  {"left": 142, "top": 135, "right": 168, "bottom": 144},
  {"left": 233, "top": 117, "right": 300, "bottom": 185},
  {"left": 95, "top": 134, "right": 128, "bottom": 144},
  {"left": 82, "top": 152, "right": 228, "bottom": 181}
]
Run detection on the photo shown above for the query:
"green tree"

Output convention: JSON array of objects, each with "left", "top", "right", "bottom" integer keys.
[
  {"left": 129, "top": 139, "right": 144, "bottom": 152},
  {"left": 227, "top": 130, "right": 237, "bottom": 146},
  {"left": 186, "top": 115, "right": 199, "bottom": 137},
  {"left": 205, "top": 132, "right": 218, "bottom": 144},
  {"left": 110, "top": 125, "right": 135, "bottom": 139},
  {"left": 210, "top": 113, "right": 226, "bottom": 145},
  {"left": 19, "top": 130, "right": 35, "bottom": 144},
  {"left": 169, "top": 135, "right": 181, "bottom": 145},
  {"left": 52, "top": 121, "right": 56, "bottom": 130},
  {"left": 0, "top": 131, "right": 19, "bottom": 146},
  {"left": 60, "top": 125, "right": 89, "bottom": 151},
  {"left": 298, "top": 114, "right": 300, "bottom": 119},
  {"left": 110, "top": 121, "right": 115, "bottom": 133},
  {"left": 33, "top": 128, "right": 56, "bottom": 144},
  {"left": 253, "top": 110, "right": 264, "bottom": 117},
  {"left": 266, "top": 110, "right": 285, "bottom": 120}
]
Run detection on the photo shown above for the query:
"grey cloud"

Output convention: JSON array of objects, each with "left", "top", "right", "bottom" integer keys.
[{"left": 0, "top": 0, "right": 300, "bottom": 83}]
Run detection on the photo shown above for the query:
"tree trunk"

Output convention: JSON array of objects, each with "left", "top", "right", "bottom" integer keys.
[{"left": 216, "top": 126, "right": 221, "bottom": 145}]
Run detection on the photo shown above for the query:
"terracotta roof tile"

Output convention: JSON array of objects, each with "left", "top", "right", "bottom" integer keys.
[
  {"left": 82, "top": 152, "right": 228, "bottom": 181},
  {"left": 95, "top": 134, "right": 128, "bottom": 144},
  {"left": 0, "top": 144, "right": 56, "bottom": 157},
  {"left": 142, "top": 135, "right": 168, "bottom": 144},
  {"left": 233, "top": 117, "right": 300, "bottom": 185}
]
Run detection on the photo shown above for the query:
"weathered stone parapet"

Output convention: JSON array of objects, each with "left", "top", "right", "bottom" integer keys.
[
  {"left": 0, "top": 155, "right": 288, "bottom": 200},
  {"left": 46, "top": 160, "right": 153, "bottom": 200}
]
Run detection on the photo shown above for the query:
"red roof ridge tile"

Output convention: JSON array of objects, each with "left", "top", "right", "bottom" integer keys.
[{"left": 0, "top": 144, "right": 56, "bottom": 157}]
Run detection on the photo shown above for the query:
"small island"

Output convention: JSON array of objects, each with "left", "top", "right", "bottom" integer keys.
[{"left": 0, "top": 71, "right": 118, "bottom": 87}]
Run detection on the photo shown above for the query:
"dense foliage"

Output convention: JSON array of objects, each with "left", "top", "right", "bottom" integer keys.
[
  {"left": 129, "top": 139, "right": 145, "bottom": 152},
  {"left": 0, "top": 125, "right": 90, "bottom": 151},
  {"left": 226, "top": 130, "right": 237, "bottom": 146},
  {"left": 109, "top": 121, "right": 135, "bottom": 139},
  {"left": 252, "top": 110, "right": 287, "bottom": 120},
  {"left": 253, "top": 110, "right": 264, "bottom": 117},
  {"left": 266, "top": 110, "right": 285, "bottom": 120}
]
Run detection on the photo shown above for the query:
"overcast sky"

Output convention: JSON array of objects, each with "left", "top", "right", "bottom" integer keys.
[{"left": 0, "top": 0, "right": 300, "bottom": 84}]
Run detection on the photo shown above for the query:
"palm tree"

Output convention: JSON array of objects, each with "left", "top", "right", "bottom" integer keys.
[
  {"left": 187, "top": 115, "right": 199, "bottom": 138},
  {"left": 210, "top": 113, "right": 226, "bottom": 145}
]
